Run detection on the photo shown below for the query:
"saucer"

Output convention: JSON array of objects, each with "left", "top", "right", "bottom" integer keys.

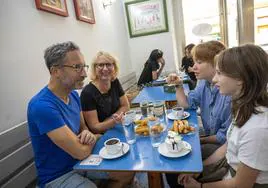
[
  {"left": 167, "top": 112, "right": 190, "bottom": 120},
  {"left": 99, "top": 143, "right": 129, "bottom": 159},
  {"left": 158, "top": 141, "right": 191, "bottom": 158}
]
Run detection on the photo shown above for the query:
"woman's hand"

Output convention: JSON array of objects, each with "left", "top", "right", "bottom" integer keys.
[
  {"left": 182, "top": 176, "right": 201, "bottom": 188},
  {"left": 78, "top": 130, "right": 96, "bottom": 145},
  {"left": 112, "top": 112, "right": 124, "bottom": 124},
  {"left": 188, "top": 66, "right": 194, "bottom": 72},
  {"left": 178, "top": 174, "right": 200, "bottom": 185},
  {"left": 167, "top": 73, "right": 182, "bottom": 85},
  {"left": 158, "top": 58, "right": 165, "bottom": 65}
]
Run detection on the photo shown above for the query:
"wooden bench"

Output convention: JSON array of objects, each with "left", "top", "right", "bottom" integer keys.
[{"left": 0, "top": 122, "right": 37, "bottom": 188}]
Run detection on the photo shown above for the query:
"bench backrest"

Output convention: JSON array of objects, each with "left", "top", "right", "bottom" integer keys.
[
  {"left": 119, "top": 72, "right": 137, "bottom": 91},
  {"left": 0, "top": 122, "right": 36, "bottom": 188}
]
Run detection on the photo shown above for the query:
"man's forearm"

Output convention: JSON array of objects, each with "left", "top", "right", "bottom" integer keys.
[{"left": 175, "top": 87, "right": 189, "bottom": 108}]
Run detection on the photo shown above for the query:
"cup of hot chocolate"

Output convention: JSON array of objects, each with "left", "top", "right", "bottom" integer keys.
[{"left": 104, "top": 138, "right": 121, "bottom": 155}]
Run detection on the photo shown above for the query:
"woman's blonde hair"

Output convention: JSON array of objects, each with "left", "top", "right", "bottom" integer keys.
[
  {"left": 90, "top": 51, "right": 119, "bottom": 81},
  {"left": 192, "top": 40, "right": 226, "bottom": 66}
]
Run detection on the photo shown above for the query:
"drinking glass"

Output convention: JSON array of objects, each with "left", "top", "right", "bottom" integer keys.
[
  {"left": 122, "top": 110, "right": 136, "bottom": 144},
  {"left": 140, "top": 101, "right": 149, "bottom": 117},
  {"left": 148, "top": 117, "right": 164, "bottom": 147}
]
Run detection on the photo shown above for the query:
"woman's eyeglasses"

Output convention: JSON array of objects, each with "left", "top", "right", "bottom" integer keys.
[{"left": 95, "top": 63, "right": 114, "bottom": 69}]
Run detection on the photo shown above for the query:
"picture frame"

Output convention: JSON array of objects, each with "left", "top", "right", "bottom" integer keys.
[
  {"left": 35, "top": 0, "right": 69, "bottom": 17},
  {"left": 125, "top": 0, "right": 169, "bottom": 38},
  {"left": 73, "top": 0, "right": 95, "bottom": 24}
]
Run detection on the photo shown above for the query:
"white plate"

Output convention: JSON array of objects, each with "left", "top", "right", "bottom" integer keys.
[
  {"left": 158, "top": 141, "right": 191, "bottom": 158},
  {"left": 167, "top": 111, "right": 190, "bottom": 120},
  {"left": 99, "top": 143, "right": 129, "bottom": 159},
  {"left": 135, "top": 114, "right": 142, "bottom": 121}
]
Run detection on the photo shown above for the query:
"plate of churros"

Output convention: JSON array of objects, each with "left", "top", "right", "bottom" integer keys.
[
  {"left": 134, "top": 117, "right": 165, "bottom": 136},
  {"left": 134, "top": 119, "right": 150, "bottom": 136},
  {"left": 170, "top": 120, "right": 196, "bottom": 135}
]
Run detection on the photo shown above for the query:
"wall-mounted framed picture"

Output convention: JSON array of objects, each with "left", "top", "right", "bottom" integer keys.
[
  {"left": 125, "top": 0, "right": 169, "bottom": 38},
  {"left": 35, "top": 0, "right": 69, "bottom": 17},
  {"left": 73, "top": 0, "right": 95, "bottom": 24}
]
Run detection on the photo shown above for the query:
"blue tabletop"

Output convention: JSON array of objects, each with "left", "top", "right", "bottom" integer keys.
[
  {"left": 74, "top": 109, "right": 202, "bottom": 173},
  {"left": 152, "top": 75, "right": 190, "bottom": 86},
  {"left": 131, "top": 85, "right": 189, "bottom": 104}
]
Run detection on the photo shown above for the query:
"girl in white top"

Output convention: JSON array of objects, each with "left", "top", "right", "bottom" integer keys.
[{"left": 180, "top": 44, "right": 268, "bottom": 188}]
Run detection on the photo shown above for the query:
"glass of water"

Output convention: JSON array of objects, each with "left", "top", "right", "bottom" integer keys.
[
  {"left": 148, "top": 117, "right": 164, "bottom": 147},
  {"left": 122, "top": 110, "right": 136, "bottom": 144}
]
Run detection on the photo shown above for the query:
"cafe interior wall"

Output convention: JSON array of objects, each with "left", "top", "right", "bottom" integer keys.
[
  {"left": 123, "top": 0, "right": 182, "bottom": 78},
  {"left": 0, "top": 0, "right": 133, "bottom": 132}
]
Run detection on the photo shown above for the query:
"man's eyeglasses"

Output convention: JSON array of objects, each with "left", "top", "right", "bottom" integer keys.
[
  {"left": 95, "top": 63, "right": 114, "bottom": 69},
  {"left": 61, "top": 64, "right": 89, "bottom": 72}
]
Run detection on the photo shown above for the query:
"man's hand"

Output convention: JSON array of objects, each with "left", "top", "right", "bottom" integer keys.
[
  {"left": 78, "top": 130, "right": 96, "bottom": 145},
  {"left": 167, "top": 73, "right": 182, "bottom": 85}
]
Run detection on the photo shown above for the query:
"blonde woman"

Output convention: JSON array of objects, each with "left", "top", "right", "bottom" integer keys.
[
  {"left": 80, "top": 51, "right": 133, "bottom": 188},
  {"left": 80, "top": 51, "right": 130, "bottom": 134}
]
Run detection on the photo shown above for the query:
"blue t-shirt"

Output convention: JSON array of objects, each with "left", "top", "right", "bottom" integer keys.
[
  {"left": 187, "top": 80, "right": 232, "bottom": 144},
  {"left": 27, "top": 86, "right": 81, "bottom": 187}
]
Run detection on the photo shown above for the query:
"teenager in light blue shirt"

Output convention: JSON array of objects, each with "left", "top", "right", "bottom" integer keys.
[
  {"left": 166, "top": 41, "right": 231, "bottom": 188},
  {"left": 168, "top": 41, "right": 231, "bottom": 158}
]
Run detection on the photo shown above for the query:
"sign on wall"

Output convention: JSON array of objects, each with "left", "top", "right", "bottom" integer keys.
[{"left": 125, "top": 0, "right": 169, "bottom": 38}]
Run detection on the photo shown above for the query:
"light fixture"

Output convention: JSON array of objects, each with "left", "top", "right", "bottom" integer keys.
[{"left": 103, "top": 0, "right": 116, "bottom": 9}]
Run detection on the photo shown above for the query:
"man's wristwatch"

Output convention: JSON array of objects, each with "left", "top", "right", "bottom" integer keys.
[{"left": 175, "top": 82, "right": 183, "bottom": 88}]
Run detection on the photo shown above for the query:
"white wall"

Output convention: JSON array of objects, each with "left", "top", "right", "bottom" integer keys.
[
  {"left": 124, "top": 0, "right": 180, "bottom": 78},
  {"left": 0, "top": 0, "right": 133, "bottom": 132},
  {"left": 0, "top": 0, "right": 183, "bottom": 132}
]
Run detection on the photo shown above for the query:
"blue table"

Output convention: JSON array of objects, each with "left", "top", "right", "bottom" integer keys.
[
  {"left": 131, "top": 85, "right": 189, "bottom": 104},
  {"left": 74, "top": 109, "right": 202, "bottom": 187},
  {"left": 152, "top": 75, "right": 190, "bottom": 86}
]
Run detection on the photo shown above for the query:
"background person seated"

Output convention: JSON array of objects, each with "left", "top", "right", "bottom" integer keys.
[
  {"left": 181, "top": 43, "right": 197, "bottom": 90},
  {"left": 137, "top": 49, "right": 165, "bottom": 86}
]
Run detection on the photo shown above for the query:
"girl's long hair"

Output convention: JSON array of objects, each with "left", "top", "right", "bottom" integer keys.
[{"left": 216, "top": 44, "right": 268, "bottom": 127}]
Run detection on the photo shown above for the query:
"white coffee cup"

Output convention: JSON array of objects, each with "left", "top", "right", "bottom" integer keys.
[
  {"left": 104, "top": 138, "right": 121, "bottom": 155},
  {"left": 165, "top": 134, "right": 183, "bottom": 153},
  {"left": 172, "top": 107, "right": 184, "bottom": 119}
]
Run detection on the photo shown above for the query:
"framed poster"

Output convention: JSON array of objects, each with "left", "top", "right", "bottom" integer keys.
[
  {"left": 73, "top": 0, "right": 95, "bottom": 24},
  {"left": 35, "top": 0, "right": 68, "bottom": 17},
  {"left": 125, "top": 0, "right": 169, "bottom": 38}
]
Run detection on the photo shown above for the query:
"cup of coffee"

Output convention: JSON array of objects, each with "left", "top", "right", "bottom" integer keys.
[
  {"left": 104, "top": 138, "right": 121, "bottom": 155},
  {"left": 165, "top": 134, "right": 183, "bottom": 153},
  {"left": 172, "top": 107, "right": 184, "bottom": 119}
]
